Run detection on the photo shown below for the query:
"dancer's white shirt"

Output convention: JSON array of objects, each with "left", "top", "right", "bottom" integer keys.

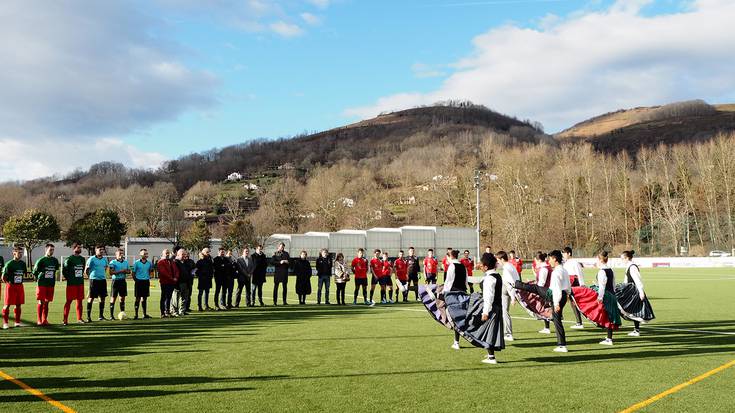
[
  {"left": 550, "top": 266, "right": 571, "bottom": 307},
  {"left": 501, "top": 262, "right": 520, "bottom": 304},
  {"left": 626, "top": 262, "right": 645, "bottom": 296},
  {"left": 537, "top": 265, "right": 550, "bottom": 286},
  {"left": 563, "top": 258, "right": 585, "bottom": 286},
  {"left": 482, "top": 270, "right": 500, "bottom": 315}
]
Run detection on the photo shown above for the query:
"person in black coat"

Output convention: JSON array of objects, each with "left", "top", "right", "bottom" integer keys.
[
  {"left": 294, "top": 251, "right": 312, "bottom": 305},
  {"left": 213, "top": 247, "right": 232, "bottom": 310},
  {"left": 270, "top": 243, "right": 290, "bottom": 305},
  {"left": 315, "top": 249, "right": 333, "bottom": 305},
  {"left": 183, "top": 251, "right": 196, "bottom": 312},
  {"left": 251, "top": 245, "right": 268, "bottom": 306},
  {"left": 196, "top": 248, "right": 214, "bottom": 311}
]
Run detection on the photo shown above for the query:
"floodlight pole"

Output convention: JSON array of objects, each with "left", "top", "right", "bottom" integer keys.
[{"left": 474, "top": 170, "right": 481, "bottom": 262}]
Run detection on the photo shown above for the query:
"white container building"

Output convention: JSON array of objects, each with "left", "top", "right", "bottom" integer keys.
[
  {"left": 292, "top": 232, "right": 329, "bottom": 258},
  {"left": 435, "top": 227, "right": 477, "bottom": 256},
  {"left": 328, "top": 230, "right": 367, "bottom": 257},
  {"left": 366, "top": 228, "right": 402, "bottom": 256},
  {"left": 264, "top": 234, "right": 291, "bottom": 256},
  {"left": 399, "top": 226, "right": 436, "bottom": 253}
]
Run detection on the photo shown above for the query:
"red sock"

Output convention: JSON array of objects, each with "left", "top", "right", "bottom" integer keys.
[
  {"left": 14, "top": 306, "right": 21, "bottom": 323},
  {"left": 2, "top": 308, "right": 8, "bottom": 324},
  {"left": 42, "top": 303, "right": 49, "bottom": 324},
  {"left": 76, "top": 300, "right": 83, "bottom": 320},
  {"left": 37, "top": 303, "right": 43, "bottom": 324},
  {"left": 63, "top": 301, "right": 71, "bottom": 323}
]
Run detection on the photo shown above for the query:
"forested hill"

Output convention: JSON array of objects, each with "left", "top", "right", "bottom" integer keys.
[
  {"left": 21, "top": 102, "right": 551, "bottom": 194},
  {"left": 161, "top": 103, "right": 550, "bottom": 192},
  {"left": 555, "top": 100, "right": 735, "bottom": 152}
]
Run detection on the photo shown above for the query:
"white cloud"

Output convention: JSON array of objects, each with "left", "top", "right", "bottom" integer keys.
[
  {"left": 307, "top": 0, "right": 330, "bottom": 9},
  {"left": 301, "top": 12, "right": 322, "bottom": 26},
  {"left": 345, "top": 0, "right": 735, "bottom": 132},
  {"left": 270, "top": 20, "right": 305, "bottom": 37},
  {"left": 0, "top": 137, "right": 166, "bottom": 182}
]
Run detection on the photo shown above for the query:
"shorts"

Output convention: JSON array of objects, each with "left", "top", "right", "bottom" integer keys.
[
  {"left": 425, "top": 274, "right": 437, "bottom": 283},
  {"left": 354, "top": 278, "right": 368, "bottom": 287},
  {"left": 89, "top": 279, "right": 108, "bottom": 299},
  {"left": 4, "top": 283, "right": 25, "bottom": 306},
  {"left": 134, "top": 279, "right": 150, "bottom": 298},
  {"left": 111, "top": 279, "right": 128, "bottom": 298},
  {"left": 378, "top": 276, "right": 391, "bottom": 286},
  {"left": 371, "top": 275, "right": 379, "bottom": 286},
  {"left": 36, "top": 285, "right": 55, "bottom": 302},
  {"left": 66, "top": 284, "right": 85, "bottom": 301},
  {"left": 408, "top": 274, "right": 419, "bottom": 282}
]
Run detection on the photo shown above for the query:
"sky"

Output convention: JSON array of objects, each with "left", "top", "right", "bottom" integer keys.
[{"left": 2, "top": 0, "right": 735, "bottom": 181}]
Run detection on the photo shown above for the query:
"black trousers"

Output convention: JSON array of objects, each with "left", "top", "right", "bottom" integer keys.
[
  {"left": 235, "top": 275, "right": 252, "bottom": 306},
  {"left": 515, "top": 281, "right": 567, "bottom": 346},
  {"left": 223, "top": 276, "right": 235, "bottom": 307},
  {"left": 214, "top": 276, "right": 224, "bottom": 307},
  {"left": 335, "top": 283, "right": 346, "bottom": 304},
  {"left": 273, "top": 280, "right": 288, "bottom": 305}
]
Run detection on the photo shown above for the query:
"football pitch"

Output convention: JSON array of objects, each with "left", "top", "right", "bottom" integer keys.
[{"left": 1, "top": 268, "right": 734, "bottom": 413}]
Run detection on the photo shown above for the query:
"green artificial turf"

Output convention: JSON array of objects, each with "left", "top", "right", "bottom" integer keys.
[{"left": 1, "top": 268, "right": 734, "bottom": 412}]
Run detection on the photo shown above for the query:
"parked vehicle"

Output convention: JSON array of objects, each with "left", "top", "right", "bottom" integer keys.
[{"left": 708, "top": 250, "right": 732, "bottom": 257}]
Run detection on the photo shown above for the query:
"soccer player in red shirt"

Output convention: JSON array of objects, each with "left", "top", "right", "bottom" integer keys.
[
  {"left": 394, "top": 250, "right": 409, "bottom": 302},
  {"left": 423, "top": 249, "right": 439, "bottom": 285},
  {"left": 368, "top": 249, "right": 382, "bottom": 305},
  {"left": 351, "top": 248, "right": 369, "bottom": 305},
  {"left": 509, "top": 250, "right": 523, "bottom": 279},
  {"left": 379, "top": 251, "right": 394, "bottom": 304},
  {"left": 460, "top": 250, "right": 475, "bottom": 292}
]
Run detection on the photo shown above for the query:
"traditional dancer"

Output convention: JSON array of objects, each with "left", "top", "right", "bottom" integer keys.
[
  {"left": 562, "top": 247, "right": 586, "bottom": 329},
  {"left": 533, "top": 252, "right": 553, "bottom": 334},
  {"left": 514, "top": 250, "right": 570, "bottom": 353},
  {"left": 616, "top": 250, "right": 655, "bottom": 337},
  {"left": 442, "top": 250, "right": 467, "bottom": 350},
  {"left": 496, "top": 251, "right": 520, "bottom": 342},
  {"left": 570, "top": 251, "right": 622, "bottom": 344}
]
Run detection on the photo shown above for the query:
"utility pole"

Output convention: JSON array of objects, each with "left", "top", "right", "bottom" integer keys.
[{"left": 474, "top": 170, "right": 481, "bottom": 261}]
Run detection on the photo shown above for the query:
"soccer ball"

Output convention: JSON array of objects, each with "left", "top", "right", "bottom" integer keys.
[{"left": 117, "top": 311, "right": 127, "bottom": 321}]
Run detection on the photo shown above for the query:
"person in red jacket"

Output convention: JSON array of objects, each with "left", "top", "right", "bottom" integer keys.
[
  {"left": 460, "top": 250, "right": 475, "bottom": 292},
  {"left": 509, "top": 250, "right": 523, "bottom": 279},
  {"left": 157, "top": 249, "right": 179, "bottom": 318},
  {"left": 423, "top": 249, "right": 438, "bottom": 285},
  {"left": 369, "top": 249, "right": 382, "bottom": 305},
  {"left": 351, "top": 249, "right": 369, "bottom": 305},
  {"left": 379, "top": 251, "right": 393, "bottom": 304},
  {"left": 394, "top": 250, "right": 409, "bottom": 302}
]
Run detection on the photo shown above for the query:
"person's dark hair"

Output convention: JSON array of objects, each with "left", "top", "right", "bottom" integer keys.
[
  {"left": 481, "top": 254, "right": 497, "bottom": 270},
  {"left": 496, "top": 250, "right": 508, "bottom": 261},
  {"left": 173, "top": 245, "right": 182, "bottom": 253},
  {"left": 409, "top": 246, "right": 414, "bottom": 250},
  {"left": 12, "top": 246, "right": 23, "bottom": 252},
  {"left": 446, "top": 247, "right": 452, "bottom": 251},
  {"left": 399, "top": 250, "right": 404, "bottom": 254},
  {"left": 45, "top": 243, "right": 54, "bottom": 248},
  {"left": 140, "top": 248, "right": 148, "bottom": 253},
  {"left": 485, "top": 245, "right": 492, "bottom": 250},
  {"left": 463, "top": 249, "right": 470, "bottom": 254},
  {"left": 563, "top": 246, "right": 573, "bottom": 255},
  {"left": 358, "top": 248, "right": 364, "bottom": 253},
  {"left": 72, "top": 242, "right": 81, "bottom": 248},
  {"left": 278, "top": 242, "right": 286, "bottom": 247},
  {"left": 598, "top": 250, "right": 609, "bottom": 263},
  {"left": 96, "top": 244, "right": 105, "bottom": 249},
  {"left": 509, "top": 250, "right": 516, "bottom": 255},
  {"left": 535, "top": 251, "right": 547, "bottom": 262},
  {"left": 450, "top": 249, "right": 460, "bottom": 258},
  {"left": 548, "top": 250, "right": 563, "bottom": 264},
  {"left": 218, "top": 247, "right": 225, "bottom": 251},
  {"left": 336, "top": 253, "right": 344, "bottom": 261},
  {"left": 622, "top": 250, "right": 635, "bottom": 259},
  {"left": 428, "top": 248, "right": 434, "bottom": 253},
  {"left": 374, "top": 249, "right": 381, "bottom": 254}
]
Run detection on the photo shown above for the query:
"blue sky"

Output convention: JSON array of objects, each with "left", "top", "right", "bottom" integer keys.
[{"left": 1, "top": 0, "right": 732, "bottom": 180}]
